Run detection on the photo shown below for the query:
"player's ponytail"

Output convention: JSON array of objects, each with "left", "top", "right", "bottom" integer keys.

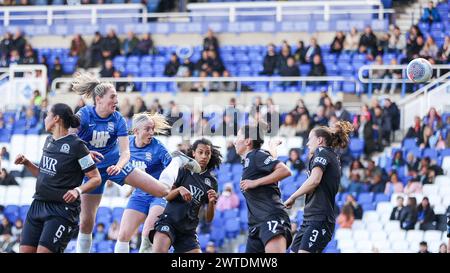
[
  {"left": 71, "top": 72, "right": 114, "bottom": 104},
  {"left": 313, "top": 120, "right": 354, "bottom": 149},
  {"left": 330, "top": 120, "right": 354, "bottom": 149},
  {"left": 51, "top": 103, "right": 79, "bottom": 129},
  {"left": 132, "top": 112, "right": 172, "bottom": 135}
]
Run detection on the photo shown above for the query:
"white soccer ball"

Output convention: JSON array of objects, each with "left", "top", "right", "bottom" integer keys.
[{"left": 406, "top": 58, "right": 433, "bottom": 83}]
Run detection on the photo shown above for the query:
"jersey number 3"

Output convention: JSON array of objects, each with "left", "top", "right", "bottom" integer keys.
[{"left": 90, "top": 131, "right": 111, "bottom": 148}]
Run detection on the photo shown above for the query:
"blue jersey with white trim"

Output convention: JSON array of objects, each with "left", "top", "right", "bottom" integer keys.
[
  {"left": 129, "top": 136, "right": 172, "bottom": 197},
  {"left": 76, "top": 105, "right": 128, "bottom": 169}
]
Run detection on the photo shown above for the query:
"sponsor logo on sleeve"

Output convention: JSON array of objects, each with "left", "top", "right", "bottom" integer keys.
[{"left": 78, "top": 154, "right": 95, "bottom": 170}]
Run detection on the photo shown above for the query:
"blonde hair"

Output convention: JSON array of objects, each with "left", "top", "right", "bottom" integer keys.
[
  {"left": 313, "top": 120, "right": 354, "bottom": 149},
  {"left": 71, "top": 72, "right": 115, "bottom": 104},
  {"left": 132, "top": 112, "right": 171, "bottom": 135}
]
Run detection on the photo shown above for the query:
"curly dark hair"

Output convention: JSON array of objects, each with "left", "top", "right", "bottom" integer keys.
[{"left": 187, "top": 138, "right": 222, "bottom": 170}]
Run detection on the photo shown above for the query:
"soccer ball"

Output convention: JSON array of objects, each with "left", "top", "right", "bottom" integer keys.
[{"left": 406, "top": 58, "right": 433, "bottom": 83}]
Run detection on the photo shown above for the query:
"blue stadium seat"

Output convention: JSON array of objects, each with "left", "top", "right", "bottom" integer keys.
[
  {"left": 296, "top": 210, "right": 304, "bottom": 225},
  {"left": 403, "top": 138, "right": 418, "bottom": 150},
  {"left": 357, "top": 192, "right": 374, "bottom": 204},
  {"left": 210, "top": 227, "right": 225, "bottom": 247},
  {"left": 96, "top": 241, "right": 114, "bottom": 253},
  {"left": 4, "top": 205, "right": 20, "bottom": 223},
  {"left": 407, "top": 146, "right": 422, "bottom": 158},
  {"left": 238, "top": 244, "right": 246, "bottom": 253},
  {"left": 198, "top": 233, "right": 210, "bottom": 250},
  {"left": 225, "top": 218, "right": 240, "bottom": 238},
  {"left": 423, "top": 148, "right": 438, "bottom": 160},
  {"left": 239, "top": 209, "right": 248, "bottom": 229},
  {"left": 349, "top": 138, "right": 364, "bottom": 158},
  {"left": 362, "top": 203, "right": 376, "bottom": 211},
  {"left": 439, "top": 148, "right": 450, "bottom": 158},
  {"left": 374, "top": 193, "right": 390, "bottom": 203},
  {"left": 112, "top": 207, "right": 124, "bottom": 222},
  {"left": 222, "top": 208, "right": 239, "bottom": 220},
  {"left": 300, "top": 64, "right": 310, "bottom": 75}
]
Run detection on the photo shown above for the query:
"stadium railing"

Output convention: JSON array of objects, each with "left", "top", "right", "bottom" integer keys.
[
  {"left": 50, "top": 75, "right": 360, "bottom": 96},
  {"left": 187, "top": 0, "right": 392, "bottom": 22}
]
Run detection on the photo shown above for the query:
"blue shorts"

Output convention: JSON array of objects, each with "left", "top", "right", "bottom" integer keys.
[
  {"left": 83, "top": 162, "right": 135, "bottom": 194},
  {"left": 126, "top": 192, "right": 167, "bottom": 215}
]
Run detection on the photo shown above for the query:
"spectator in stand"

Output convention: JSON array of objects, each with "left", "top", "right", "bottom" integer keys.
[
  {"left": 0, "top": 233, "right": 17, "bottom": 253},
  {"left": 344, "top": 27, "right": 360, "bottom": 53},
  {"left": 372, "top": 106, "right": 392, "bottom": 146},
  {"left": 260, "top": 43, "right": 279, "bottom": 76},
  {"left": 99, "top": 59, "right": 115, "bottom": 78},
  {"left": 24, "top": 106, "right": 38, "bottom": 129},
  {"left": 311, "top": 105, "right": 328, "bottom": 127},
  {"left": 345, "top": 194, "right": 363, "bottom": 220},
  {"left": 207, "top": 50, "right": 225, "bottom": 75},
  {"left": 0, "top": 32, "right": 13, "bottom": 66},
  {"left": 50, "top": 56, "right": 63, "bottom": 81},
  {"left": 304, "top": 37, "right": 321, "bottom": 63},
  {"left": 279, "top": 57, "right": 300, "bottom": 87},
  {"left": 0, "top": 168, "right": 18, "bottom": 186},
  {"left": 418, "top": 125, "right": 433, "bottom": 148},
  {"left": 356, "top": 113, "right": 378, "bottom": 157},
  {"left": 87, "top": 31, "right": 103, "bottom": 67},
  {"left": 11, "top": 219, "right": 22, "bottom": 243},
  {"left": 70, "top": 34, "right": 87, "bottom": 58},
  {"left": 349, "top": 159, "right": 366, "bottom": 182},
  {"left": 337, "top": 204, "right": 355, "bottom": 229},
  {"left": 388, "top": 26, "right": 406, "bottom": 53},
  {"left": 406, "top": 152, "right": 420, "bottom": 174},
  {"left": 219, "top": 70, "right": 236, "bottom": 92},
  {"left": 136, "top": 33, "right": 154, "bottom": 56},
  {"left": 368, "top": 172, "right": 385, "bottom": 193},
  {"left": 358, "top": 26, "right": 378, "bottom": 58},
  {"left": 278, "top": 113, "right": 297, "bottom": 137},
  {"left": 20, "top": 45, "right": 37, "bottom": 64},
  {"left": 121, "top": 31, "right": 139, "bottom": 56},
  {"left": 403, "top": 179, "right": 422, "bottom": 194},
  {"left": 216, "top": 183, "right": 240, "bottom": 212},
  {"left": 404, "top": 116, "right": 422, "bottom": 140},
  {"left": 285, "top": 148, "right": 305, "bottom": 174},
  {"left": 424, "top": 107, "right": 442, "bottom": 131},
  {"left": 12, "top": 30, "right": 26, "bottom": 57},
  {"left": 294, "top": 40, "right": 306, "bottom": 64},
  {"left": 295, "top": 113, "right": 311, "bottom": 142},
  {"left": 390, "top": 196, "right": 405, "bottom": 221},
  {"left": 437, "top": 36, "right": 449, "bottom": 64},
  {"left": 0, "top": 147, "right": 9, "bottom": 161},
  {"left": 0, "top": 217, "right": 12, "bottom": 236},
  {"left": 380, "top": 59, "right": 402, "bottom": 95},
  {"left": 277, "top": 44, "right": 292, "bottom": 72},
  {"left": 107, "top": 221, "right": 119, "bottom": 241},
  {"left": 163, "top": 53, "right": 179, "bottom": 77},
  {"left": 421, "top": 1, "right": 441, "bottom": 24},
  {"left": 418, "top": 241, "right": 431, "bottom": 253},
  {"left": 196, "top": 50, "right": 210, "bottom": 75},
  {"left": 384, "top": 98, "right": 400, "bottom": 141},
  {"left": 290, "top": 99, "right": 310, "bottom": 123},
  {"left": 365, "top": 159, "right": 386, "bottom": 185},
  {"left": 346, "top": 173, "right": 365, "bottom": 194},
  {"left": 385, "top": 171, "right": 404, "bottom": 195},
  {"left": 420, "top": 36, "right": 439, "bottom": 59},
  {"left": 177, "top": 58, "right": 195, "bottom": 77},
  {"left": 93, "top": 223, "right": 107, "bottom": 244},
  {"left": 308, "top": 54, "right": 327, "bottom": 86},
  {"left": 407, "top": 35, "right": 425, "bottom": 61},
  {"left": 203, "top": 29, "right": 219, "bottom": 53},
  {"left": 400, "top": 196, "right": 418, "bottom": 230},
  {"left": 128, "top": 97, "right": 148, "bottom": 119},
  {"left": 8, "top": 50, "right": 21, "bottom": 66},
  {"left": 100, "top": 29, "right": 121, "bottom": 61},
  {"left": 417, "top": 197, "right": 436, "bottom": 230},
  {"left": 439, "top": 243, "right": 447, "bottom": 253},
  {"left": 330, "top": 31, "right": 346, "bottom": 54},
  {"left": 392, "top": 151, "right": 406, "bottom": 169},
  {"left": 334, "top": 101, "right": 352, "bottom": 123}
]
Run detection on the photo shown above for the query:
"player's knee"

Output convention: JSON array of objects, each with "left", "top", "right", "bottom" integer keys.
[{"left": 118, "top": 229, "right": 132, "bottom": 242}]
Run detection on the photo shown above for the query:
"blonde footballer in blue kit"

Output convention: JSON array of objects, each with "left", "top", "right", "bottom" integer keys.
[{"left": 114, "top": 113, "right": 172, "bottom": 253}]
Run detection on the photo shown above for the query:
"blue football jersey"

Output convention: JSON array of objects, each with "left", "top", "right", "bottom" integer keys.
[
  {"left": 76, "top": 105, "right": 128, "bottom": 169},
  {"left": 129, "top": 135, "right": 172, "bottom": 196}
]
